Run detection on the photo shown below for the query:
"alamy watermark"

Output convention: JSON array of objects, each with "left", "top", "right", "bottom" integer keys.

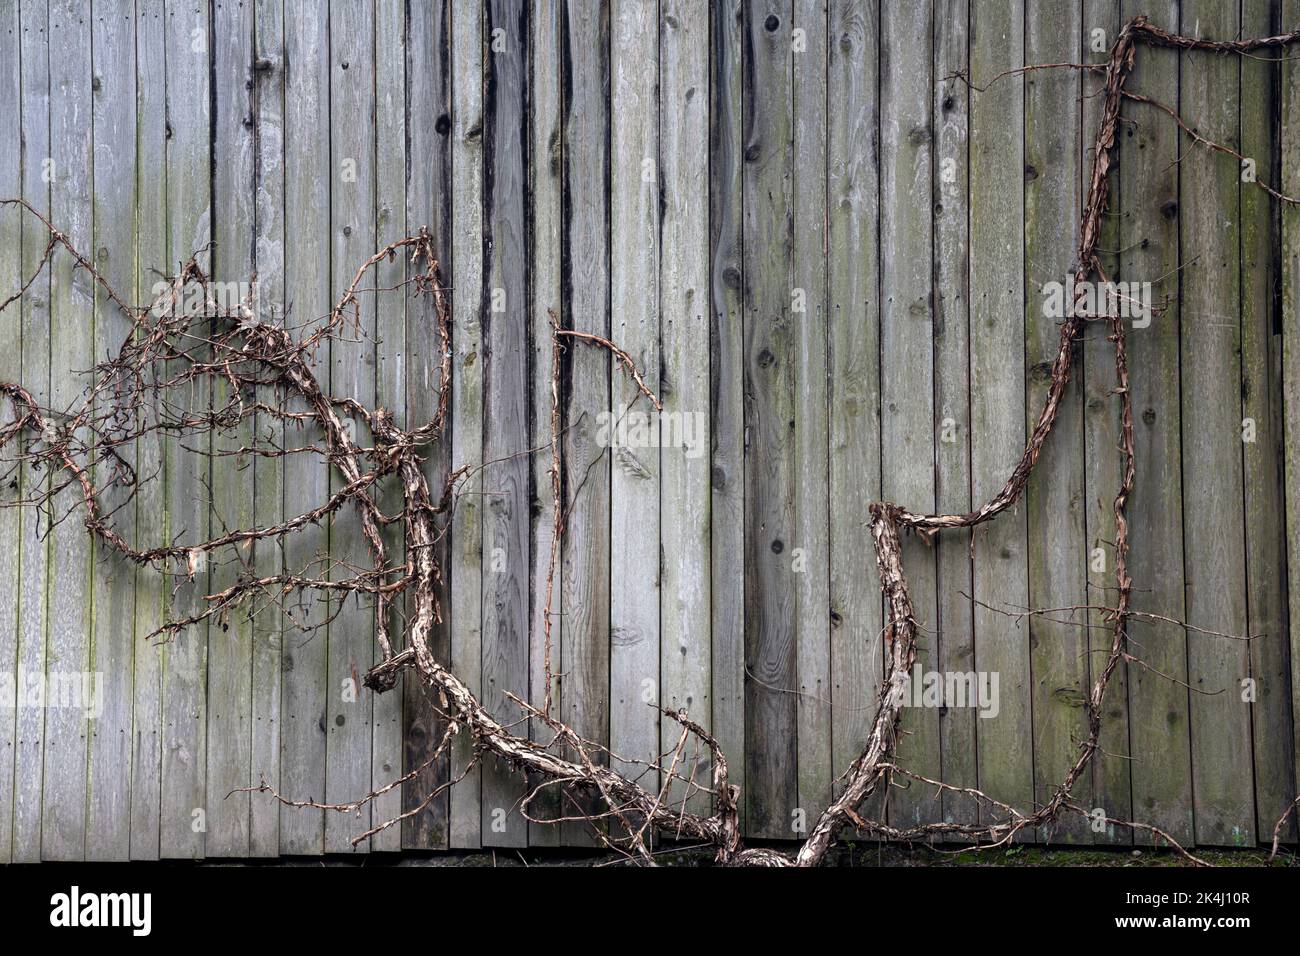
[
  {"left": 595, "top": 409, "right": 705, "bottom": 459},
  {"left": 150, "top": 278, "right": 261, "bottom": 323},
  {"left": 892, "top": 664, "right": 1000, "bottom": 720},
  {"left": 1042, "top": 275, "right": 1152, "bottom": 328},
  {"left": 50, "top": 886, "right": 151, "bottom": 936},
  {"left": 0, "top": 670, "right": 104, "bottom": 719}
]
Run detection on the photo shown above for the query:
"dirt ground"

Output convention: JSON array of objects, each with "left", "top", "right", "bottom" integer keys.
[{"left": 205, "top": 843, "right": 1297, "bottom": 867}]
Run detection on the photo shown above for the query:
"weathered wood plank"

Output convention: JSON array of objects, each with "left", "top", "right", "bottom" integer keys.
[
  {"left": 792, "top": 0, "right": 832, "bottom": 832},
  {"left": 1117, "top": 0, "right": 1192, "bottom": 847},
  {"left": 207, "top": 0, "right": 256, "bottom": 859},
  {"left": 660, "top": 0, "right": 712, "bottom": 816},
  {"left": 880, "top": 0, "right": 940, "bottom": 831},
  {"left": 130, "top": 0, "right": 165, "bottom": 861},
  {"left": 249, "top": 0, "right": 286, "bottom": 859},
  {"left": 827, "top": 0, "right": 882, "bottom": 818},
  {"left": 968, "top": 0, "right": 1032, "bottom": 829},
  {"left": 0, "top": 0, "right": 22, "bottom": 867},
  {"left": 709, "top": 0, "right": 746, "bottom": 833},
  {"left": 1025, "top": 0, "right": 1089, "bottom": 844},
  {"left": 325, "top": 0, "right": 377, "bottom": 854},
  {"left": 2, "top": 0, "right": 1297, "bottom": 858},
  {"left": 13, "top": 0, "right": 50, "bottom": 865},
  {"left": 449, "top": 0, "right": 484, "bottom": 849},
  {"left": 278, "top": 0, "right": 330, "bottom": 856},
  {"left": 742, "top": 0, "right": 797, "bottom": 840},
  {"left": 86, "top": 0, "right": 137, "bottom": 861},
  {"left": 160, "top": 0, "right": 212, "bottom": 861},
  {"left": 42, "top": 0, "right": 94, "bottom": 861},
  {"left": 932, "top": 0, "right": 977, "bottom": 829},
  {"left": 1080, "top": 0, "right": 1132, "bottom": 846},
  {"left": 402, "top": 0, "right": 452, "bottom": 851},
  {"left": 560, "top": 0, "right": 612, "bottom": 845},
  {"left": 1240, "top": 0, "right": 1294, "bottom": 843},
  {"left": 371, "top": 0, "right": 406, "bottom": 855},
  {"left": 1283, "top": 0, "right": 1300, "bottom": 844},
  {"left": 479, "top": 0, "right": 531, "bottom": 848},
  {"left": 1179, "top": 0, "right": 1255, "bottom": 847},
  {"left": 527, "top": 0, "right": 564, "bottom": 846},
  {"left": 609, "top": 0, "right": 660, "bottom": 811}
]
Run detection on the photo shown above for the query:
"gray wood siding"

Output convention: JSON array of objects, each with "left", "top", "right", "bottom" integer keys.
[{"left": 0, "top": 0, "right": 1296, "bottom": 857}]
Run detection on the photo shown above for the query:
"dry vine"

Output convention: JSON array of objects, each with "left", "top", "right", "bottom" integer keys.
[{"left": 1, "top": 15, "right": 1298, "bottom": 867}]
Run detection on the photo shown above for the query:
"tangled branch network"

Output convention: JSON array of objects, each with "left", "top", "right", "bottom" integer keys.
[{"left": 3, "top": 16, "right": 1300, "bottom": 866}]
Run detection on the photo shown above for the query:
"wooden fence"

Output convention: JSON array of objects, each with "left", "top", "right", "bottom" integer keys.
[{"left": 1, "top": 0, "right": 1298, "bottom": 861}]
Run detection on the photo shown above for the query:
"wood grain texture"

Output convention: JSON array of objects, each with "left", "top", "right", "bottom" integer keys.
[
  {"left": 207, "top": 0, "right": 256, "bottom": 859},
  {"left": 1080, "top": 0, "right": 1132, "bottom": 846},
  {"left": 87, "top": 0, "right": 138, "bottom": 861},
  {"left": 130, "top": 0, "right": 166, "bottom": 860},
  {"left": 1283, "top": 0, "right": 1300, "bottom": 846},
  {"left": 1240, "top": 0, "right": 1294, "bottom": 843},
  {"left": 792, "top": 0, "right": 832, "bottom": 831},
  {"left": 325, "top": 0, "right": 378, "bottom": 854},
  {"left": 1179, "top": 0, "right": 1255, "bottom": 847},
  {"left": 1118, "top": 0, "right": 1192, "bottom": 847},
  {"left": 1025, "top": 0, "right": 1089, "bottom": 844},
  {"left": 560, "top": 0, "right": 612, "bottom": 845},
  {"left": 481, "top": 0, "right": 531, "bottom": 848},
  {"left": 0, "top": 0, "right": 21, "bottom": 867},
  {"left": 372, "top": 0, "right": 406, "bottom": 854},
  {"left": 526, "top": 0, "right": 564, "bottom": 846},
  {"left": 932, "top": 0, "right": 977, "bottom": 829},
  {"left": 449, "top": 0, "right": 484, "bottom": 850},
  {"left": 709, "top": 0, "right": 746, "bottom": 832},
  {"left": 250, "top": 0, "right": 286, "bottom": 859},
  {"left": 968, "top": 0, "right": 1032, "bottom": 829},
  {"left": 278, "top": 0, "right": 330, "bottom": 856},
  {"left": 13, "top": 0, "right": 51, "bottom": 864},
  {"left": 827, "top": 0, "right": 882, "bottom": 820},
  {"left": 2, "top": 0, "right": 1298, "bottom": 857},
  {"left": 660, "top": 0, "right": 712, "bottom": 815},
  {"left": 402, "top": 0, "right": 452, "bottom": 851},
  {"left": 41, "top": 0, "right": 93, "bottom": 863},
  {"left": 742, "top": 0, "right": 797, "bottom": 840},
  {"left": 881, "top": 0, "right": 939, "bottom": 831},
  {"left": 159, "top": 0, "right": 213, "bottom": 861},
  {"left": 609, "top": 0, "right": 661, "bottom": 809}
]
